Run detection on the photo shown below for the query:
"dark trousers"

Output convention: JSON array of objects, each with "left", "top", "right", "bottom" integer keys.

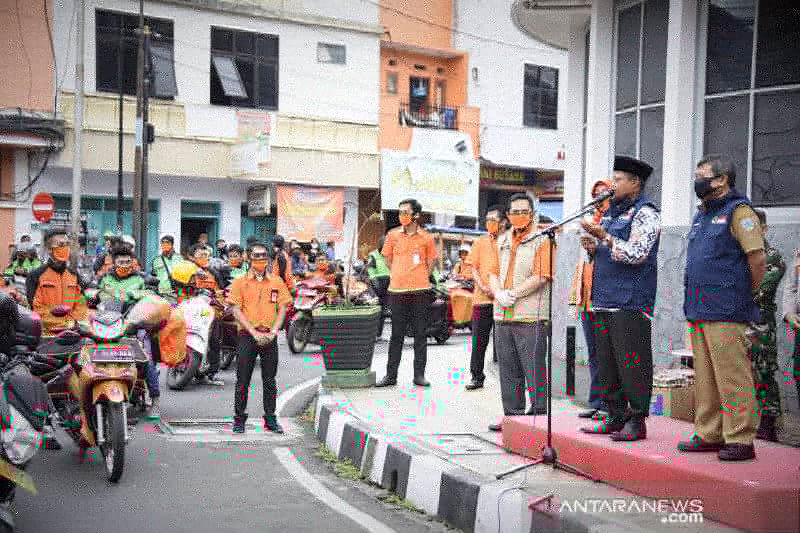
[
  {"left": 372, "top": 277, "right": 390, "bottom": 338},
  {"left": 593, "top": 310, "right": 653, "bottom": 420},
  {"left": 580, "top": 310, "right": 605, "bottom": 410},
  {"left": 495, "top": 321, "right": 548, "bottom": 415},
  {"left": 207, "top": 320, "right": 221, "bottom": 375},
  {"left": 387, "top": 290, "right": 431, "bottom": 379},
  {"left": 469, "top": 304, "right": 494, "bottom": 382},
  {"left": 234, "top": 333, "right": 278, "bottom": 420}
]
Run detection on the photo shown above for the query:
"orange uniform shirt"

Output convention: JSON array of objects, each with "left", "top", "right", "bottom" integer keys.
[
  {"left": 382, "top": 227, "right": 437, "bottom": 292},
  {"left": 466, "top": 234, "right": 499, "bottom": 305},
  {"left": 227, "top": 271, "right": 292, "bottom": 331}
]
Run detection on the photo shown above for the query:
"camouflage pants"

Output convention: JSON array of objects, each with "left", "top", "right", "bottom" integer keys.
[{"left": 749, "top": 321, "right": 781, "bottom": 417}]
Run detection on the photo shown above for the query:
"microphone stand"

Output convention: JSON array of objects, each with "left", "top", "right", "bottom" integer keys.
[{"left": 496, "top": 197, "right": 608, "bottom": 482}]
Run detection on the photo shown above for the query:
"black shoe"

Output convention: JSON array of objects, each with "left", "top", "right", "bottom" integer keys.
[
  {"left": 610, "top": 418, "right": 646, "bottom": 441},
  {"left": 578, "top": 409, "right": 598, "bottom": 419},
  {"left": 580, "top": 418, "right": 625, "bottom": 434},
  {"left": 488, "top": 422, "right": 503, "bottom": 432},
  {"left": 232, "top": 418, "right": 246, "bottom": 434},
  {"left": 677, "top": 435, "right": 724, "bottom": 452},
  {"left": 413, "top": 377, "right": 430, "bottom": 387},
  {"left": 375, "top": 376, "right": 397, "bottom": 387},
  {"left": 756, "top": 415, "right": 778, "bottom": 442},
  {"left": 718, "top": 443, "right": 756, "bottom": 461},
  {"left": 526, "top": 406, "right": 547, "bottom": 416},
  {"left": 264, "top": 416, "right": 284, "bottom": 434},
  {"left": 591, "top": 410, "right": 609, "bottom": 421},
  {"left": 465, "top": 380, "right": 484, "bottom": 391}
]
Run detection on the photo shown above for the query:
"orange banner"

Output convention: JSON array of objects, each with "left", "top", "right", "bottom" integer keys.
[{"left": 276, "top": 186, "right": 344, "bottom": 242}]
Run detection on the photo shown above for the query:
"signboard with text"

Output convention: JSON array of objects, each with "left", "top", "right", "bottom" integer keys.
[
  {"left": 276, "top": 186, "right": 344, "bottom": 242},
  {"left": 230, "top": 111, "right": 275, "bottom": 177}
]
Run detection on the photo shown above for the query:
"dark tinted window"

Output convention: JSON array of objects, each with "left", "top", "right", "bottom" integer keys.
[
  {"left": 706, "top": 1, "right": 755, "bottom": 94},
  {"left": 703, "top": 96, "right": 749, "bottom": 190},
  {"left": 615, "top": 111, "right": 637, "bottom": 157},
  {"left": 752, "top": 90, "right": 800, "bottom": 205},
  {"left": 210, "top": 27, "right": 279, "bottom": 110},
  {"left": 615, "top": 4, "right": 641, "bottom": 110},
  {"left": 639, "top": 107, "right": 664, "bottom": 207},
  {"left": 754, "top": 1, "right": 800, "bottom": 88},
  {"left": 640, "top": 0, "right": 668, "bottom": 104},
  {"left": 523, "top": 64, "right": 559, "bottom": 130}
]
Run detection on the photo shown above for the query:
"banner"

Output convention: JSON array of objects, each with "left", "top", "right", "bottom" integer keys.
[
  {"left": 276, "top": 186, "right": 344, "bottom": 242},
  {"left": 230, "top": 110, "right": 275, "bottom": 177},
  {"left": 380, "top": 150, "right": 479, "bottom": 217}
]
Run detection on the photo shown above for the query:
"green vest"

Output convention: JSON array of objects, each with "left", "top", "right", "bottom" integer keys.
[
  {"left": 230, "top": 264, "right": 249, "bottom": 280},
  {"left": 152, "top": 253, "right": 183, "bottom": 293},
  {"left": 99, "top": 272, "right": 147, "bottom": 304},
  {"left": 4, "top": 258, "right": 40, "bottom": 276},
  {"left": 432, "top": 267, "right": 445, "bottom": 293},
  {"left": 367, "top": 250, "right": 390, "bottom": 280}
]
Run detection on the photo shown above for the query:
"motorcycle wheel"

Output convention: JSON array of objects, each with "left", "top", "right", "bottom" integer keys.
[
  {"left": 287, "top": 317, "right": 311, "bottom": 354},
  {"left": 219, "top": 347, "right": 236, "bottom": 370},
  {"left": 100, "top": 402, "right": 126, "bottom": 483},
  {"left": 166, "top": 349, "right": 202, "bottom": 390}
]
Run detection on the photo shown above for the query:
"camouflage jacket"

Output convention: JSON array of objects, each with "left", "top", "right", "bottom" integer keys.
[{"left": 753, "top": 241, "right": 786, "bottom": 325}]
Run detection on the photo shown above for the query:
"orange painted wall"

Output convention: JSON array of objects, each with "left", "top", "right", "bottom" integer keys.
[
  {"left": 0, "top": 0, "right": 55, "bottom": 112},
  {"left": 379, "top": 49, "right": 479, "bottom": 157},
  {"left": 0, "top": 149, "right": 15, "bottom": 268},
  {"left": 379, "top": 0, "right": 453, "bottom": 51}
]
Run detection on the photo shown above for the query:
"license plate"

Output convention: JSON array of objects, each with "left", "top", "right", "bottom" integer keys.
[
  {"left": 91, "top": 345, "right": 135, "bottom": 363},
  {"left": 0, "top": 459, "right": 36, "bottom": 495}
]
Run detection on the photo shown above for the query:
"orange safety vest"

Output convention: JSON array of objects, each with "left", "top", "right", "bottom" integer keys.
[{"left": 33, "top": 267, "right": 88, "bottom": 335}]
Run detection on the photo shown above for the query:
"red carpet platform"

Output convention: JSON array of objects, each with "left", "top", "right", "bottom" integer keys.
[{"left": 502, "top": 413, "right": 800, "bottom": 533}]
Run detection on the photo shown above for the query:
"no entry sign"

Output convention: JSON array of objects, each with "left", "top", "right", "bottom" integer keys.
[{"left": 31, "top": 192, "right": 55, "bottom": 223}]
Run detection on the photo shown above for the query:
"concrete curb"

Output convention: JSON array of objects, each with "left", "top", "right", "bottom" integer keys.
[{"left": 312, "top": 386, "right": 627, "bottom": 533}]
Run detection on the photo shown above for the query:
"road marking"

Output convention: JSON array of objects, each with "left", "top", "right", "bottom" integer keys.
[
  {"left": 276, "top": 376, "right": 321, "bottom": 417},
  {"left": 274, "top": 447, "right": 399, "bottom": 533}
]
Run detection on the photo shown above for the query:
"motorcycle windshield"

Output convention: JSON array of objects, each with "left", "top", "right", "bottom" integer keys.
[{"left": 2, "top": 366, "right": 48, "bottom": 431}]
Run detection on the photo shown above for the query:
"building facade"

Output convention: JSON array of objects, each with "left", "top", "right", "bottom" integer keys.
[
  {"left": 16, "top": 0, "right": 382, "bottom": 263},
  {"left": 513, "top": 0, "right": 800, "bottom": 412}
]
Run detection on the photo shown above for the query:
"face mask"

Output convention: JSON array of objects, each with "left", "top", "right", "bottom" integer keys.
[
  {"left": 195, "top": 257, "right": 209, "bottom": 268},
  {"left": 317, "top": 263, "right": 328, "bottom": 271},
  {"left": 508, "top": 214, "right": 531, "bottom": 230},
  {"left": 486, "top": 220, "right": 500, "bottom": 235},
  {"left": 115, "top": 266, "right": 132, "bottom": 278},
  {"left": 52, "top": 246, "right": 70, "bottom": 262},
  {"left": 399, "top": 213, "right": 413, "bottom": 227},
  {"left": 161, "top": 243, "right": 173, "bottom": 254},
  {"left": 251, "top": 259, "right": 268, "bottom": 272},
  {"left": 694, "top": 178, "right": 716, "bottom": 200},
  {"left": 229, "top": 258, "right": 242, "bottom": 268}
]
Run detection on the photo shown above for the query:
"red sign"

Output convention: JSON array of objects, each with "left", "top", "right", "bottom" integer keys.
[{"left": 31, "top": 192, "right": 55, "bottom": 222}]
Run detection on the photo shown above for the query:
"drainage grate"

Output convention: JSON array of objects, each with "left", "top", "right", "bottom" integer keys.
[
  {"left": 418, "top": 433, "right": 506, "bottom": 455},
  {"left": 160, "top": 418, "right": 294, "bottom": 443}
]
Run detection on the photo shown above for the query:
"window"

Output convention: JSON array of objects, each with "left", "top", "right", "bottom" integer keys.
[
  {"left": 523, "top": 64, "right": 558, "bottom": 130},
  {"left": 95, "top": 10, "right": 177, "bottom": 99},
  {"left": 704, "top": 1, "right": 800, "bottom": 205},
  {"left": 386, "top": 72, "right": 397, "bottom": 94},
  {"left": 210, "top": 27, "right": 279, "bottom": 109},
  {"left": 317, "top": 43, "right": 346, "bottom": 64},
  {"left": 612, "top": 0, "right": 669, "bottom": 207}
]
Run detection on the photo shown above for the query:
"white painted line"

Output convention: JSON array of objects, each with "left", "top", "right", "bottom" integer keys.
[
  {"left": 276, "top": 376, "right": 322, "bottom": 417},
  {"left": 274, "top": 447, "right": 399, "bottom": 533}
]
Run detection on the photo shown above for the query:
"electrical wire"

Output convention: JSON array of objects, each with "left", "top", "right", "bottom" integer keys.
[
  {"left": 43, "top": 0, "right": 57, "bottom": 118},
  {"left": 15, "top": 0, "right": 33, "bottom": 108}
]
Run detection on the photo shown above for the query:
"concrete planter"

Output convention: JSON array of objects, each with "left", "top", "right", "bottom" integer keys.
[{"left": 312, "top": 305, "right": 380, "bottom": 384}]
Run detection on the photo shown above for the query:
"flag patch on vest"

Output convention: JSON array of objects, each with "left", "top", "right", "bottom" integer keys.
[
  {"left": 739, "top": 217, "right": 755, "bottom": 231},
  {"left": 711, "top": 215, "right": 728, "bottom": 224}
]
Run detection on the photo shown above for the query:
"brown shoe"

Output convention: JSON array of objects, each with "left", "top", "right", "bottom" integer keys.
[
  {"left": 580, "top": 418, "right": 625, "bottom": 434},
  {"left": 677, "top": 435, "right": 724, "bottom": 452},
  {"left": 718, "top": 443, "right": 756, "bottom": 461}
]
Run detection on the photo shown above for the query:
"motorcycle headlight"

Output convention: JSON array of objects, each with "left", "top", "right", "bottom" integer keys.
[{"left": 1, "top": 406, "right": 41, "bottom": 465}]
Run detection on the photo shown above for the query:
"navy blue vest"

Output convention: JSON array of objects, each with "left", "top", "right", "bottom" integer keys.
[
  {"left": 591, "top": 195, "right": 660, "bottom": 311},
  {"left": 684, "top": 191, "right": 759, "bottom": 323}
]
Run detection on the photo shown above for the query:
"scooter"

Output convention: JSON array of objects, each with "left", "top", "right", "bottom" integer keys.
[
  {"left": 49, "top": 302, "right": 147, "bottom": 483},
  {"left": 166, "top": 289, "right": 227, "bottom": 390},
  {"left": 286, "top": 277, "right": 335, "bottom": 354},
  {"left": 0, "top": 293, "right": 48, "bottom": 532}
]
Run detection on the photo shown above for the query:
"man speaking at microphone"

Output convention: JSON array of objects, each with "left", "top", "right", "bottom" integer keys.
[{"left": 579, "top": 156, "right": 661, "bottom": 442}]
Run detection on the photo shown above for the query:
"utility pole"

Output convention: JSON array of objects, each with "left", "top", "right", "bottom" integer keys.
[
  {"left": 71, "top": 0, "right": 84, "bottom": 259},
  {"left": 117, "top": 23, "right": 124, "bottom": 234},
  {"left": 140, "top": 24, "right": 151, "bottom": 265},
  {"left": 132, "top": 0, "right": 145, "bottom": 261}
]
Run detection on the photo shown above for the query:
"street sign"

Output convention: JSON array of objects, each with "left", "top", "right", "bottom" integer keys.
[{"left": 31, "top": 192, "right": 55, "bottom": 222}]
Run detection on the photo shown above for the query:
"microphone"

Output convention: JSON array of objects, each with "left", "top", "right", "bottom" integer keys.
[{"left": 585, "top": 189, "right": 614, "bottom": 207}]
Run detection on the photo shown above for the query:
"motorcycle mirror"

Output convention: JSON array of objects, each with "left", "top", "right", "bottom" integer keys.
[
  {"left": 50, "top": 305, "right": 71, "bottom": 318},
  {"left": 55, "top": 330, "right": 81, "bottom": 345}
]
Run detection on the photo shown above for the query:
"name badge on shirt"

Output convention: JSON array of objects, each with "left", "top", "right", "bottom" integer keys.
[
  {"left": 271, "top": 289, "right": 279, "bottom": 303},
  {"left": 412, "top": 253, "right": 421, "bottom": 266}
]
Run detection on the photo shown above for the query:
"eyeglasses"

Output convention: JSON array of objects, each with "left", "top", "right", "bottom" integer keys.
[
  {"left": 50, "top": 240, "right": 70, "bottom": 248},
  {"left": 398, "top": 210, "right": 414, "bottom": 216},
  {"left": 508, "top": 209, "right": 531, "bottom": 216},
  {"left": 115, "top": 259, "right": 133, "bottom": 267},
  {"left": 694, "top": 173, "right": 723, "bottom": 180},
  {"left": 250, "top": 253, "right": 269, "bottom": 260}
]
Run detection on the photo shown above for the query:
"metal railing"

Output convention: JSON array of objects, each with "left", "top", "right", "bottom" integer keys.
[{"left": 398, "top": 102, "right": 458, "bottom": 130}]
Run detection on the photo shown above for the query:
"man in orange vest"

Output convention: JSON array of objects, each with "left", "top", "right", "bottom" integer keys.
[{"left": 26, "top": 229, "right": 88, "bottom": 335}]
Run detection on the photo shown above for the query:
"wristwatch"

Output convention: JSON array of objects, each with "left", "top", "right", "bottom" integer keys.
[{"left": 602, "top": 233, "right": 613, "bottom": 248}]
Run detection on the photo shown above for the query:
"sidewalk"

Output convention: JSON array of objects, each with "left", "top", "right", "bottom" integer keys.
[{"left": 312, "top": 332, "right": 744, "bottom": 533}]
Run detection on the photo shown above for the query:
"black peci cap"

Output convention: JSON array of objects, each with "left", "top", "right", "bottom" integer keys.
[{"left": 614, "top": 155, "right": 653, "bottom": 181}]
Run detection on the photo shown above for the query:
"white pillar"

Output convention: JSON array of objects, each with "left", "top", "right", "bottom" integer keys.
[
  {"left": 584, "top": 0, "right": 615, "bottom": 197},
  {"left": 661, "top": 0, "right": 700, "bottom": 227},
  {"left": 563, "top": 22, "right": 588, "bottom": 216}
]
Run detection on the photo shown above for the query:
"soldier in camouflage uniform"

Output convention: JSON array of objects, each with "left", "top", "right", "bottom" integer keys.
[{"left": 749, "top": 210, "right": 786, "bottom": 442}]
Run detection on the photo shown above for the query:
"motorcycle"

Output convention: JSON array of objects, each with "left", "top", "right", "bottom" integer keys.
[
  {"left": 405, "top": 285, "right": 451, "bottom": 345},
  {"left": 49, "top": 301, "right": 148, "bottom": 482},
  {"left": 0, "top": 295, "right": 48, "bottom": 532},
  {"left": 217, "top": 288, "right": 238, "bottom": 371},
  {"left": 166, "top": 289, "right": 228, "bottom": 390},
  {"left": 286, "top": 277, "right": 335, "bottom": 354}
]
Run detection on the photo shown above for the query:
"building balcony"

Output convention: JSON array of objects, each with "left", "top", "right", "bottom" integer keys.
[{"left": 398, "top": 102, "right": 458, "bottom": 130}]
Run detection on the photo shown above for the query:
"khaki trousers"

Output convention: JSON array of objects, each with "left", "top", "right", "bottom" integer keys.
[{"left": 688, "top": 321, "right": 758, "bottom": 444}]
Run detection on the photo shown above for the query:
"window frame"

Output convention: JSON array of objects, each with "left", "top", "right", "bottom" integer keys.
[
  {"left": 210, "top": 26, "right": 279, "bottom": 110},
  {"left": 317, "top": 42, "right": 346, "bottom": 65},
  {"left": 522, "top": 63, "right": 559, "bottom": 130}
]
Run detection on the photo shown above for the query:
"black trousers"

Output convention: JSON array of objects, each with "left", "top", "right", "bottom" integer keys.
[
  {"left": 387, "top": 290, "right": 431, "bottom": 379},
  {"left": 593, "top": 310, "right": 653, "bottom": 420},
  {"left": 371, "top": 277, "right": 390, "bottom": 338},
  {"left": 469, "top": 304, "right": 494, "bottom": 382},
  {"left": 207, "top": 320, "right": 221, "bottom": 375},
  {"left": 234, "top": 333, "right": 278, "bottom": 419}
]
